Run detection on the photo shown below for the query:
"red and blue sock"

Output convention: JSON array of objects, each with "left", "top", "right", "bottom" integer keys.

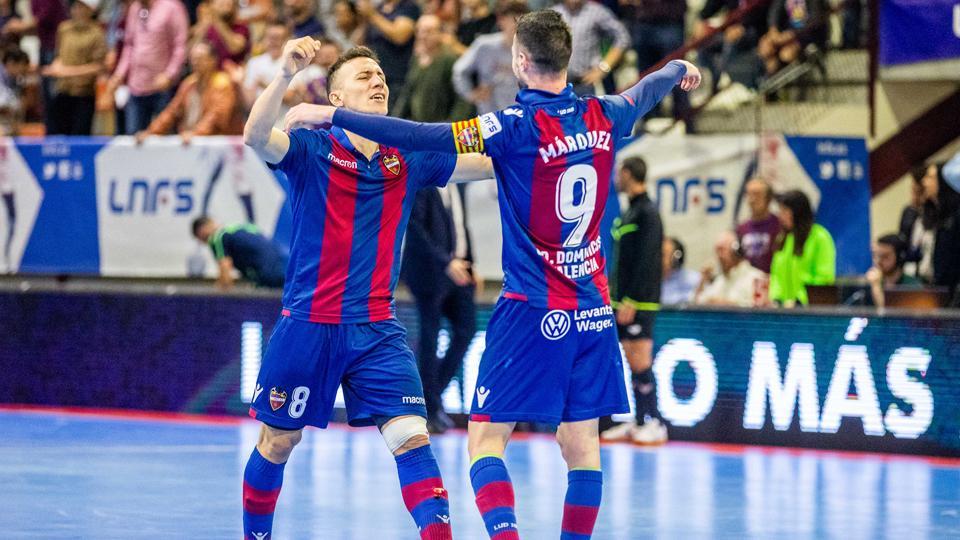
[
  {"left": 395, "top": 445, "right": 453, "bottom": 540},
  {"left": 560, "top": 469, "right": 603, "bottom": 540},
  {"left": 470, "top": 455, "right": 519, "bottom": 539},
  {"left": 242, "top": 447, "right": 286, "bottom": 540}
]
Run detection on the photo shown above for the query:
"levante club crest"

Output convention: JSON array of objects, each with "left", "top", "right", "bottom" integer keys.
[
  {"left": 457, "top": 126, "right": 480, "bottom": 150},
  {"left": 269, "top": 387, "right": 287, "bottom": 411},
  {"left": 382, "top": 154, "right": 401, "bottom": 176}
]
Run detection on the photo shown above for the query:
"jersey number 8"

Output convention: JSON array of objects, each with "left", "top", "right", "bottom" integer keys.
[{"left": 555, "top": 164, "right": 598, "bottom": 248}]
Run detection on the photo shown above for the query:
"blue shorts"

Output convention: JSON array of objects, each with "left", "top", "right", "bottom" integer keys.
[
  {"left": 249, "top": 315, "right": 426, "bottom": 430},
  {"left": 469, "top": 299, "right": 629, "bottom": 425}
]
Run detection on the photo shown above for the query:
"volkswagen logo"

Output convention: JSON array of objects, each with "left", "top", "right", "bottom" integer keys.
[{"left": 541, "top": 310, "right": 571, "bottom": 340}]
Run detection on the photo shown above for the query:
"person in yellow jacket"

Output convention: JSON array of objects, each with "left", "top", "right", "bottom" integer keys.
[{"left": 769, "top": 189, "right": 836, "bottom": 306}]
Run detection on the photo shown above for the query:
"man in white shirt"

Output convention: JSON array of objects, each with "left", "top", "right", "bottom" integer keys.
[
  {"left": 695, "top": 230, "right": 769, "bottom": 307},
  {"left": 242, "top": 23, "right": 289, "bottom": 108}
]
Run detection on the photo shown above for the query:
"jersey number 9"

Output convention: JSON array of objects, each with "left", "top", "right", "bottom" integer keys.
[{"left": 555, "top": 164, "right": 598, "bottom": 248}]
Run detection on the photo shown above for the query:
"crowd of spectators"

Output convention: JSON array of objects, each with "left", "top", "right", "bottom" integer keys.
[
  {"left": 661, "top": 162, "right": 960, "bottom": 309},
  {"left": 0, "top": 0, "right": 858, "bottom": 137}
]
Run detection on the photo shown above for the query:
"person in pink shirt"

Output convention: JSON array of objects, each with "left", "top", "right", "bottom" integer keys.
[{"left": 106, "top": 0, "right": 188, "bottom": 135}]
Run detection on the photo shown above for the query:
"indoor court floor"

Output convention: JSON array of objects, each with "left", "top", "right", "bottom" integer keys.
[{"left": 3, "top": 407, "right": 960, "bottom": 539}]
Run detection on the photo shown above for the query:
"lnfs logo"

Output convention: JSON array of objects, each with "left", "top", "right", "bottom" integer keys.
[
  {"left": 541, "top": 310, "right": 571, "bottom": 340},
  {"left": 109, "top": 178, "right": 194, "bottom": 214},
  {"left": 656, "top": 177, "right": 725, "bottom": 214}
]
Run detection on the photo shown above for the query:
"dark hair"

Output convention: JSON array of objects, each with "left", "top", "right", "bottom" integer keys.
[
  {"left": 877, "top": 233, "right": 907, "bottom": 268},
  {"left": 667, "top": 236, "right": 685, "bottom": 268},
  {"left": 621, "top": 156, "right": 647, "bottom": 184},
  {"left": 2, "top": 48, "right": 28, "bottom": 65},
  {"left": 495, "top": 0, "right": 529, "bottom": 18},
  {"left": 921, "top": 163, "right": 960, "bottom": 229},
  {"left": 776, "top": 190, "right": 815, "bottom": 256},
  {"left": 327, "top": 46, "right": 380, "bottom": 97},
  {"left": 514, "top": 10, "right": 571, "bottom": 74},
  {"left": 335, "top": 0, "right": 358, "bottom": 16},
  {"left": 191, "top": 216, "right": 212, "bottom": 238},
  {"left": 911, "top": 163, "right": 931, "bottom": 185}
]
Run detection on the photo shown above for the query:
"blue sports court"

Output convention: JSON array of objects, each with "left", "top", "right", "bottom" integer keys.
[{"left": 5, "top": 407, "right": 960, "bottom": 539}]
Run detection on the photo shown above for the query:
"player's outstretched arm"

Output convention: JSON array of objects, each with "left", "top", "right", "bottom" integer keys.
[
  {"left": 285, "top": 104, "right": 462, "bottom": 153},
  {"left": 243, "top": 37, "right": 322, "bottom": 163},
  {"left": 451, "top": 154, "right": 494, "bottom": 183},
  {"left": 620, "top": 60, "right": 701, "bottom": 117}
]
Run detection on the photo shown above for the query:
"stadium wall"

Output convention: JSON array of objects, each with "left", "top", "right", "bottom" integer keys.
[{"left": 3, "top": 287, "right": 959, "bottom": 457}]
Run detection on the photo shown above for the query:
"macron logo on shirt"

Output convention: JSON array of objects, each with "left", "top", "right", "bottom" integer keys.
[{"left": 328, "top": 152, "right": 358, "bottom": 169}]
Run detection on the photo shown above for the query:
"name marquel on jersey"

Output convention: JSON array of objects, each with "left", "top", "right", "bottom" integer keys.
[
  {"left": 538, "top": 131, "right": 612, "bottom": 164},
  {"left": 536, "top": 237, "right": 603, "bottom": 279}
]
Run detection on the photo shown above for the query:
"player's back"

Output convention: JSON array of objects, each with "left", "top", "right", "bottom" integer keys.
[{"left": 474, "top": 85, "right": 633, "bottom": 311}]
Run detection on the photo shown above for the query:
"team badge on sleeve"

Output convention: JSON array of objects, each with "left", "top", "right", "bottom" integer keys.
[
  {"left": 382, "top": 154, "right": 402, "bottom": 176},
  {"left": 269, "top": 387, "right": 287, "bottom": 411},
  {"left": 452, "top": 117, "right": 485, "bottom": 154}
]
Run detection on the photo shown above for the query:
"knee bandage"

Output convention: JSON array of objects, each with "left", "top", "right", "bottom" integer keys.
[{"left": 380, "top": 416, "right": 429, "bottom": 453}]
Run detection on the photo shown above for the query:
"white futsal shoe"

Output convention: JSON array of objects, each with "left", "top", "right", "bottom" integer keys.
[
  {"left": 600, "top": 421, "right": 638, "bottom": 442},
  {"left": 632, "top": 418, "right": 668, "bottom": 446}
]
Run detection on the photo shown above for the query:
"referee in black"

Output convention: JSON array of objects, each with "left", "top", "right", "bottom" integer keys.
[{"left": 601, "top": 156, "right": 668, "bottom": 445}]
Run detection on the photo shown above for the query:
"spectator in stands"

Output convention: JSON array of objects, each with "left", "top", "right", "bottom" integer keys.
[
  {"left": 448, "top": 0, "right": 497, "bottom": 55},
  {"left": 359, "top": 0, "right": 418, "bottom": 108},
  {"left": 191, "top": 0, "right": 250, "bottom": 67},
  {"left": 192, "top": 216, "right": 288, "bottom": 289},
  {"left": 103, "top": 0, "right": 132, "bottom": 133},
  {"left": 901, "top": 164, "right": 955, "bottom": 285},
  {"left": 622, "top": 0, "right": 693, "bottom": 130},
  {"left": 693, "top": 0, "right": 766, "bottom": 91},
  {"left": 327, "top": 0, "right": 365, "bottom": 50},
  {"left": 900, "top": 168, "right": 925, "bottom": 276},
  {"left": 694, "top": 230, "right": 768, "bottom": 306},
  {"left": 402, "top": 181, "right": 476, "bottom": 434},
  {"left": 0, "top": 48, "right": 29, "bottom": 136},
  {"left": 865, "top": 233, "right": 921, "bottom": 308},
  {"left": 553, "top": 0, "right": 629, "bottom": 96},
  {"left": 138, "top": 40, "right": 242, "bottom": 142},
  {"left": 107, "top": 0, "right": 190, "bottom": 134},
  {"left": 661, "top": 236, "right": 699, "bottom": 305},
  {"left": 284, "top": 0, "right": 324, "bottom": 38},
  {"left": 7, "top": 0, "right": 67, "bottom": 110},
  {"left": 0, "top": 0, "right": 24, "bottom": 50},
  {"left": 601, "top": 156, "right": 667, "bottom": 445},
  {"left": 394, "top": 14, "right": 470, "bottom": 121},
  {"left": 736, "top": 177, "right": 780, "bottom": 273},
  {"left": 242, "top": 22, "right": 287, "bottom": 108},
  {"left": 758, "top": 0, "right": 828, "bottom": 76},
  {"left": 453, "top": 0, "right": 527, "bottom": 114},
  {"left": 43, "top": 0, "right": 107, "bottom": 136},
  {"left": 919, "top": 163, "right": 960, "bottom": 305},
  {"left": 769, "top": 189, "right": 835, "bottom": 307}
]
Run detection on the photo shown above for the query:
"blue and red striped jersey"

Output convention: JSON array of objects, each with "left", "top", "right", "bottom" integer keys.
[
  {"left": 467, "top": 86, "right": 645, "bottom": 310},
  {"left": 274, "top": 126, "right": 456, "bottom": 323}
]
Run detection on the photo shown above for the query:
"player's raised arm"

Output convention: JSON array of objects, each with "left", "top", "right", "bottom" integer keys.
[
  {"left": 618, "top": 60, "right": 701, "bottom": 117},
  {"left": 243, "top": 37, "right": 322, "bottom": 163}
]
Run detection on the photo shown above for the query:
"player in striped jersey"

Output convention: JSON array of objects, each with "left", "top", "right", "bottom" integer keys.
[
  {"left": 240, "top": 38, "right": 492, "bottom": 540},
  {"left": 286, "top": 11, "right": 700, "bottom": 538}
]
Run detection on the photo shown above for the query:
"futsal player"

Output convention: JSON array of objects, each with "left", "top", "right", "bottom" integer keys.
[
  {"left": 286, "top": 11, "right": 700, "bottom": 538},
  {"left": 241, "top": 37, "right": 492, "bottom": 540}
]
